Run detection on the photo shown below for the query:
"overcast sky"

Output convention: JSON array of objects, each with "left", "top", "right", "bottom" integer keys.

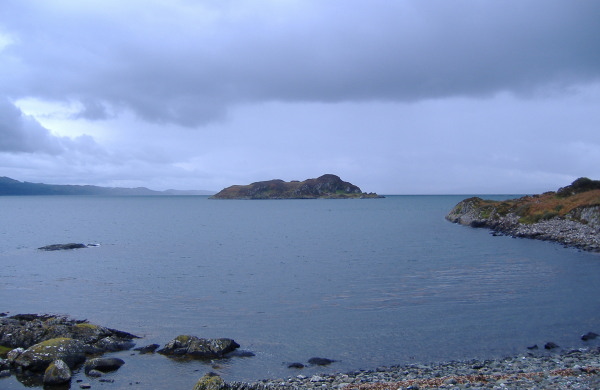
[{"left": 1, "top": 1, "right": 599, "bottom": 194}]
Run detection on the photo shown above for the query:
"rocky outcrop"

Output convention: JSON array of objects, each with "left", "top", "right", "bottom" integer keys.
[
  {"left": 0, "top": 314, "right": 138, "bottom": 380},
  {"left": 0, "top": 314, "right": 139, "bottom": 350},
  {"left": 210, "top": 174, "right": 382, "bottom": 199},
  {"left": 38, "top": 243, "right": 88, "bottom": 251},
  {"left": 446, "top": 179, "right": 600, "bottom": 251},
  {"left": 158, "top": 335, "right": 240, "bottom": 358},
  {"left": 0, "top": 314, "right": 252, "bottom": 387}
]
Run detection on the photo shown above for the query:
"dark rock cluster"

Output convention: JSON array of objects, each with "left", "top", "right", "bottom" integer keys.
[
  {"left": 0, "top": 314, "right": 138, "bottom": 385},
  {"left": 157, "top": 335, "right": 240, "bottom": 358},
  {"left": 0, "top": 314, "right": 245, "bottom": 387}
]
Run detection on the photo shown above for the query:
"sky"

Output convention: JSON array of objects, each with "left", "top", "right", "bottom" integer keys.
[{"left": 1, "top": 0, "right": 600, "bottom": 194}]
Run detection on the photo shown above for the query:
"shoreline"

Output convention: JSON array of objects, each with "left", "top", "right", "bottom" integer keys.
[
  {"left": 2, "top": 314, "right": 599, "bottom": 389},
  {"left": 225, "top": 347, "right": 600, "bottom": 389},
  {"left": 446, "top": 198, "right": 600, "bottom": 253}
]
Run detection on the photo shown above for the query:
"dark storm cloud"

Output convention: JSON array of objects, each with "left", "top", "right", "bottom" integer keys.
[{"left": 1, "top": 0, "right": 599, "bottom": 127}]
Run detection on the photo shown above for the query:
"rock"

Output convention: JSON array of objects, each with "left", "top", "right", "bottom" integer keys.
[
  {"left": 87, "top": 369, "right": 103, "bottom": 377},
  {"left": 6, "top": 347, "right": 24, "bottom": 362},
  {"left": 545, "top": 342, "right": 560, "bottom": 350},
  {"left": 38, "top": 243, "right": 87, "bottom": 251},
  {"left": 527, "top": 344, "right": 539, "bottom": 350},
  {"left": 94, "top": 335, "right": 136, "bottom": 351},
  {"left": 84, "top": 357, "right": 125, "bottom": 374},
  {"left": 158, "top": 335, "right": 240, "bottom": 358},
  {"left": 0, "top": 314, "right": 139, "bottom": 351},
  {"left": 193, "top": 372, "right": 229, "bottom": 390},
  {"left": 581, "top": 332, "right": 599, "bottom": 341},
  {"left": 308, "top": 357, "right": 336, "bottom": 366},
  {"left": 288, "top": 362, "right": 305, "bottom": 369},
  {"left": 43, "top": 359, "right": 72, "bottom": 385},
  {"left": 79, "top": 383, "right": 92, "bottom": 389},
  {"left": 134, "top": 343, "right": 160, "bottom": 354},
  {"left": 15, "top": 338, "right": 87, "bottom": 371},
  {"left": 0, "top": 369, "right": 11, "bottom": 378}
]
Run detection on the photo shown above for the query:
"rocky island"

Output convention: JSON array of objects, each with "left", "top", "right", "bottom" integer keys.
[
  {"left": 210, "top": 174, "right": 382, "bottom": 199},
  {"left": 446, "top": 177, "right": 600, "bottom": 252}
]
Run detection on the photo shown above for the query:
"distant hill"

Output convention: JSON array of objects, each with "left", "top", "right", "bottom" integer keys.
[
  {"left": 210, "top": 174, "right": 382, "bottom": 199},
  {"left": 0, "top": 176, "right": 214, "bottom": 196}
]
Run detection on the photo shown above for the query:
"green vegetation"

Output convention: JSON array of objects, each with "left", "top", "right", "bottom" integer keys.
[
  {"left": 73, "top": 323, "right": 100, "bottom": 330},
  {"left": 471, "top": 178, "right": 600, "bottom": 224},
  {"left": 0, "top": 345, "right": 12, "bottom": 358}
]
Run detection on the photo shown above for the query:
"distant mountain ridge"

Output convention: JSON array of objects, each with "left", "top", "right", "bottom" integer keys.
[
  {"left": 210, "top": 174, "right": 382, "bottom": 199},
  {"left": 0, "top": 176, "right": 214, "bottom": 196}
]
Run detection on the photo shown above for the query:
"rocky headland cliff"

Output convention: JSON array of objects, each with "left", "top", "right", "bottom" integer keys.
[
  {"left": 446, "top": 178, "right": 600, "bottom": 252},
  {"left": 210, "top": 174, "right": 382, "bottom": 199}
]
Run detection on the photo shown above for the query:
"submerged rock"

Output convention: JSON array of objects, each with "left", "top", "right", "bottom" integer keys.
[
  {"left": 84, "top": 357, "right": 125, "bottom": 374},
  {"left": 308, "top": 357, "right": 336, "bottom": 366},
  {"left": 581, "top": 332, "right": 599, "bottom": 341},
  {"left": 134, "top": 343, "right": 160, "bottom": 354},
  {"left": 158, "top": 335, "right": 240, "bottom": 358}
]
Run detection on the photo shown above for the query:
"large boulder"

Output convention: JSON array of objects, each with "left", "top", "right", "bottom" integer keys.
[
  {"left": 14, "top": 338, "right": 87, "bottom": 371},
  {"left": 158, "top": 335, "right": 239, "bottom": 358},
  {"left": 43, "top": 359, "right": 72, "bottom": 385}
]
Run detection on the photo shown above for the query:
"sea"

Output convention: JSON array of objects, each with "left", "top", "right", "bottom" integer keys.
[{"left": 1, "top": 195, "right": 599, "bottom": 389}]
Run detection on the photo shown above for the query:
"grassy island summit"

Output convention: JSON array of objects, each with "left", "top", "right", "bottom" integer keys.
[{"left": 210, "top": 174, "right": 382, "bottom": 199}]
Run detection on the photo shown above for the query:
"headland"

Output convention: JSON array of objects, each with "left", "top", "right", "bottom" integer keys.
[{"left": 446, "top": 177, "right": 600, "bottom": 252}]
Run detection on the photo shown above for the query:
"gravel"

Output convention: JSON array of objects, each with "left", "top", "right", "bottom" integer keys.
[{"left": 227, "top": 347, "right": 600, "bottom": 390}]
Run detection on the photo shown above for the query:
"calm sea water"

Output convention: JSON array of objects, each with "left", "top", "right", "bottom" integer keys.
[{"left": 1, "top": 195, "right": 599, "bottom": 389}]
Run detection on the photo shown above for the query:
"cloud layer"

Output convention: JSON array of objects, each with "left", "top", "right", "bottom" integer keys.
[
  {"left": 1, "top": 1, "right": 599, "bottom": 193},
  {"left": 3, "top": 1, "right": 600, "bottom": 126}
]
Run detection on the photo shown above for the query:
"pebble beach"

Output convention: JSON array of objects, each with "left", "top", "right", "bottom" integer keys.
[{"left": 226, "top": 347, "right": 600, "bottom": 390}]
